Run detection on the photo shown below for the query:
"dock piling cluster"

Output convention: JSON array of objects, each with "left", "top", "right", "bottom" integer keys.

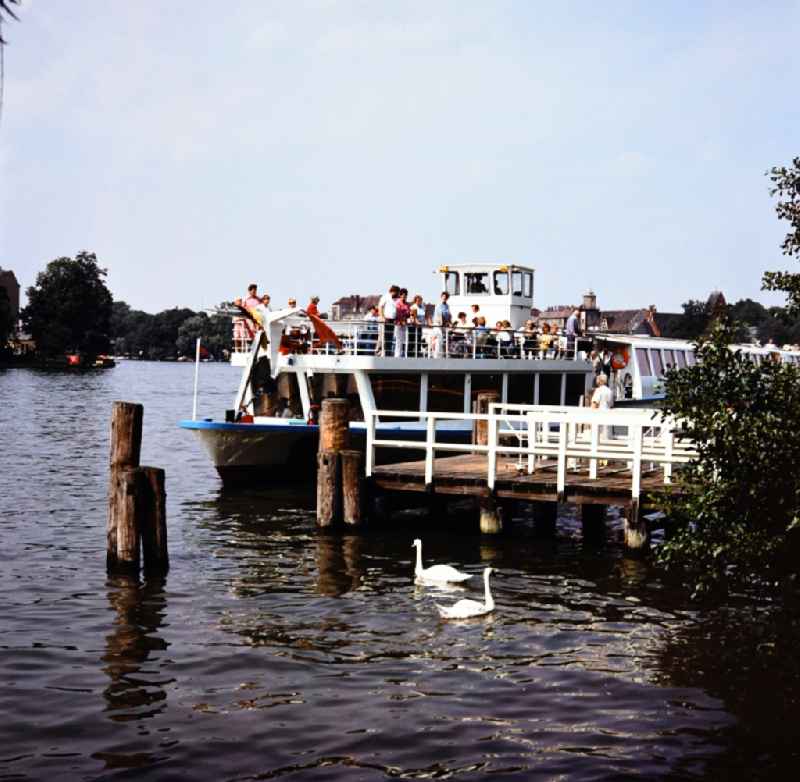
[{"left": 107, "top": 402, "right": 169, "bottom": 576}]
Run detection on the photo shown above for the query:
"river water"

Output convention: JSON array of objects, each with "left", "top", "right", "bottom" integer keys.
[{"left": 1, "top": 363, "right": 799, "bottom": 780}]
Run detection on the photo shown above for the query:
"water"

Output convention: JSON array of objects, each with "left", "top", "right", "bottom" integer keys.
[{"left": 1, "top": 363, "right": 799, "bottom": 780}]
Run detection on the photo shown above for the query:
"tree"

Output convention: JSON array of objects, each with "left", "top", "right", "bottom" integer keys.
[
  {"left": 22, "top": 251, "right": 113, "bottom": 359},
  {"left": 762, "top": 157, "right": 800, "bottom": 312},
  {"left": 0, "top": 285, "right": 13, "bottom": 349},
  {"left": 662, "top": 299, "right": 712, "bottom": 340},
  {"left": 657, "top": 322, "right": 800, "bottom": 596}
]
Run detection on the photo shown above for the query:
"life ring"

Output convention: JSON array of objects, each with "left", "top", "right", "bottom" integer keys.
[{"left": 611, "top": 348, "right": 628, "bottom": 370}]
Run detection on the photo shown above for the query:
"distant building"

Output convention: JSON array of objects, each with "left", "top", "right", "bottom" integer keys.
[
  {"left": 535, "top": 289, "right": 683, "bottom": 337},
  {"left": 0, "top": 267, "right": 20, "bottom": 323},
  {"left": 331, "top": 293, "right": 435, "bottom": 322}
]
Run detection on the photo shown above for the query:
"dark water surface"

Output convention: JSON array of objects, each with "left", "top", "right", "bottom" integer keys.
[{"left": 1, "top": 363, "right": 799, "bottom": 780}]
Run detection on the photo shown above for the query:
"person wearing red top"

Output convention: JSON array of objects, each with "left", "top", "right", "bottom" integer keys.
[
  {"left": 393, "top": 288, "right": 410, "bottom": 357},
  {"left": 306, "top": 296, "right": 320, "bottom": 317}
]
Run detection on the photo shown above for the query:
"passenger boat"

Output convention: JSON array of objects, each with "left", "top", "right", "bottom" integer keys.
[{"left": 180, "top": 263, "right": 595, "bottom": 484}]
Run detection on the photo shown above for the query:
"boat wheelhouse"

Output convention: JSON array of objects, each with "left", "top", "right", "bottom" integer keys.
[{"left": 182, "top": 262, "right": 595, "bottom": 484}]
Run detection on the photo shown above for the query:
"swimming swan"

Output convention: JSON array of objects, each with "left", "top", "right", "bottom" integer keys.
[
  {"left": 436, "top": 567, "right": 495, "bottom": 619},
  {"left": 412, "top": 538, "right": 472, "bottom": 584}
]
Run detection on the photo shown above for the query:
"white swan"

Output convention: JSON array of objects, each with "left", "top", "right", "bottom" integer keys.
[
  {"left": 436, "top": 567, "right": 495, "bottom": 619},
  {"left": 412, "top": 538, "right": 472, "bottom": 584}
]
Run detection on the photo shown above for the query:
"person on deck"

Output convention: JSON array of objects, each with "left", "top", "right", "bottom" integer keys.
[
  {"left": 394, "top": 289, "right": 410, "bottom": 357},
  {"left": 306, "top": 296, "right": 320, "bottom": 317},
  {"left": 565, "top": 308, "right": 581, "bottom": 359},
  {"left": 244, "top": 284, "right": 261, "bottom": 310},
  {"left": 431, "top": 291, "right": 451, "bottom": 358},
  {"left": 408, "top": 295, "right": 427, "bottom": 357},
  {"left": 591, "top": 374, "right": 614, "bottom": 410},
  {"left": 378, "top": 285, "right": 399, "bottom": 356}
]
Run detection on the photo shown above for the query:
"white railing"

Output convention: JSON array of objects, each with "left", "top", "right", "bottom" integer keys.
[
  {"left": 231, "top": 318, "right": 587, "bottom": 362},
  {"left": 365, "top": 403, "right": 697, "bottom": 502}
]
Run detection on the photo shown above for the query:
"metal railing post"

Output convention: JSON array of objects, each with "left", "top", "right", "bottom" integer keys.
[
  {"left": 366, "top": 413, "right": 376, "bottom": 476},
  {"left": 557, "top": 420, "right": 567, "bottom": 501},
  {"left": 631, "top": 424, "right": 643, "bottom": 501},
  {"left": 487, "top": 413, "right": 498, "bottom": 490},
  {"left": 589, "top": 420, "right": 598, "bottom": 479}
]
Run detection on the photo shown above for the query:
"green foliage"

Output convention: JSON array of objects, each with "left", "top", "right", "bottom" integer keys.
[
  {"left": 110, "top": 301, "right": 232, "bottom": 360},
  {"left": 657, "top": 322, "right": 800, "bottom": 596},
  {"left": 21, "top": 252, "right": 113, "bottom": 359},
  {"left": 663, "top": 299, "right": 713, "bottom": 340},
  {"left": 762, "top": 157, "right": 800, "bottom": 312}
]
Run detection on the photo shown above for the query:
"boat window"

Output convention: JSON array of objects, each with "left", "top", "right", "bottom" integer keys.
[
  {"left": 470, "top": 374, "right": 503, "bottom": 407},
  {"left": 493, "top": 271, "right": 509, "bottom": 295},
  {"left": 428, "top": 373, "right": 465, "bottom": 413},
  {"left": 663, "top": 349, "right": 676, "bottom": 371},
  {"left": 675, "top": 350, "right": 686, "bottom": 369},
  {"left": 635, "top": 348, "right": 652, "bottom": 376},
  {"left": 511, "top": 271, "right": 524, "bottom": 296},
  {"left": 371, "top": 374, "right": 420, "bottom": 421},
  {"left": 566, "top": 374, "right": 587, "bottom": 406},
  {"left": 651, "top": 350, "right": 664, "bottom": 376},
  {"left": 464, "top": 272, "right": 489, "bottom": 295},
  {"left": 523, "top": 272, "right": 533, "bottom": 298},
  {"left": 686, "top": 350, "right": 696, "bottom": 366},
  {"left": 507, "top": 373, "right": 535, "bottom": 404},
  {"left": 538, "top": 373, "right": 562, "bottom": 405},
  {"left": 308, "top": 373, "right": 363, "bottom": 421},
  {"left": 444, "top": 271, "right": 460, "bottom": 296}
]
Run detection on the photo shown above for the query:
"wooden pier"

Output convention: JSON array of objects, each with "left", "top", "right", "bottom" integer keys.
[{"left": 361, "top": 402, "right": 697, "bottom": 550}]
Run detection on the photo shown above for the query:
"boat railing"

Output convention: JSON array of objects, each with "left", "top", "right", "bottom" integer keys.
[
  {"left": 365, "top": 404, "right": 697, "bottom": 502},
  {"left": 280, "top": 318, "right": 588, "bottom": 361}
]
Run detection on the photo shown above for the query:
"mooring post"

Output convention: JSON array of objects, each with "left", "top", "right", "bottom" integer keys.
[
  {"left": 533, "top": 500, "right": 558, "bottom": 537},
  {"left": 316, "top": 450, "right": 341, "bottom": 527},
  {"left": 623, "top": 500, "right": 649, "bottom": 551},
  {"left": 140, "top": 466, "right": 169, "bottom": 574},
  {"left": 107, "top": 402, "right": 143, "bottom": 572},
  {"left": 479, "top": 495, "right": 504, "bottom": 534},
  {"left": 340, "top": 449, "right": 364, "bottom": 527},
  {"left": 319, "top": 398, "right": 350, "bottom": 452},
  {"left": 473, "top": 390, "right": 500, "bottom": 447}
]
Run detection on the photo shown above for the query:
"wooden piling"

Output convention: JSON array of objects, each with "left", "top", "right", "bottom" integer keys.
[
  {"left": 140, "top": 466, "right": 169, "bottom": 573},
  {"left": 623, "top": 500, "right": 649, "bottom": 551},
  {"left": 316, "top": 450, "right": 341, "bottom": 527},
  {"left": 473, "top": 391, "right": 500, "bottom": 446},
  {"left": 110, "top": 402, "right": 143, "bottom": 470},
  {"left": 479, "top": 495, "right": 503, "bottom": 534},
  {"left": 319, "top": 399, "right": 350, "bottom": 452},
  {"left": 109, "top": 467, "right": 142, "bottom": 574},
  {"left": 341, "top": 450, "right": 364, "bottom": 527}
]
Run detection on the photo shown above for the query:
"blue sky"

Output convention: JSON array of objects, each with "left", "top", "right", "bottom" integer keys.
[{"left": 1, "top": 0, "right": 798, "bottom": 314}]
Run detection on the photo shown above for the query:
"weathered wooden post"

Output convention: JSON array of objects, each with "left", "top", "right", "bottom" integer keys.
[
  {"left": 473, "top": 390, "right": 500, "bottom": 447},
  {"left": 107, "top": 402, "right": 168, "bottom": 575},
  {"left": 341, "top": 449, "right": 364, "bottom": 527},
  {"left": 319, "top": 398, "right": 350, "bottom": 452},
  {"left": 140, "top": 466, "right": 168, "bottom": 573},
  {"left": 316, "top": 399, "right": 351, "bottom": 527},
  {"left": 108, "top": 402, "right": 143, "bottom": 572},
  {"left": 623, "top": 500, "right": 649, "bottom": 551}
]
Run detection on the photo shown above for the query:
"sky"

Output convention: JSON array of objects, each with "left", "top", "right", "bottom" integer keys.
[{"left": 1, "top": 0, "right": 798, "bottom": 315}]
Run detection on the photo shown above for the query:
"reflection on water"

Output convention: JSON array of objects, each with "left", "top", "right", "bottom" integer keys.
[
  {"left": 1, "top": 364, "right": 799, "bottom": 780},
  {"left": 102, "top": 576, "right": 170, "bottom": 721}
]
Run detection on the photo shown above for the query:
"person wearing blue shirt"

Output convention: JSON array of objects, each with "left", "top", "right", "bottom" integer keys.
[{"left": 432, "top": 292, "right": 451, "bottom": 358}]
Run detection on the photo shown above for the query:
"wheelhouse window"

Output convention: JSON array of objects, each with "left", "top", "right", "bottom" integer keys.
[
  {"left": 493, "top": 271, "right": 509, "bottom": 295},
  {"left": 510, "top": 271, "right": 533, "bottom": 298},
  {"left": 464, "top": 272, "right": 489, "bottom": 295},
  {"left": 444, "top": 271, "right": 460, "bottom": 296},
  {"left": 428, "top": 373, "right": 465, "bottom": 413},
  {"left": 675, "top": 350, "right": 686, "bottom": 369},
  {"left": 686, "top": 350, "right": 696, "bottom": 366},
  {"left": 664, "top": 349, "right": 676, "bottom": 371},
  {"left": 651, "top": 350, "right": 664, "bottom": 376},
  {"left": 635, "top": 348, "right": 652, "bottom": 376}
]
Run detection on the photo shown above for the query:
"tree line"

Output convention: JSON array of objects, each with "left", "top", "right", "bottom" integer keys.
[{"left": 7, "top": 251, "right": 232, "bottom": 362}]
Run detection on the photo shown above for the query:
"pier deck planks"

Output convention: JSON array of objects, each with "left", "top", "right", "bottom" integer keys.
[{"left": 371, "top": 454, "right": 682, "bottom": 507}]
